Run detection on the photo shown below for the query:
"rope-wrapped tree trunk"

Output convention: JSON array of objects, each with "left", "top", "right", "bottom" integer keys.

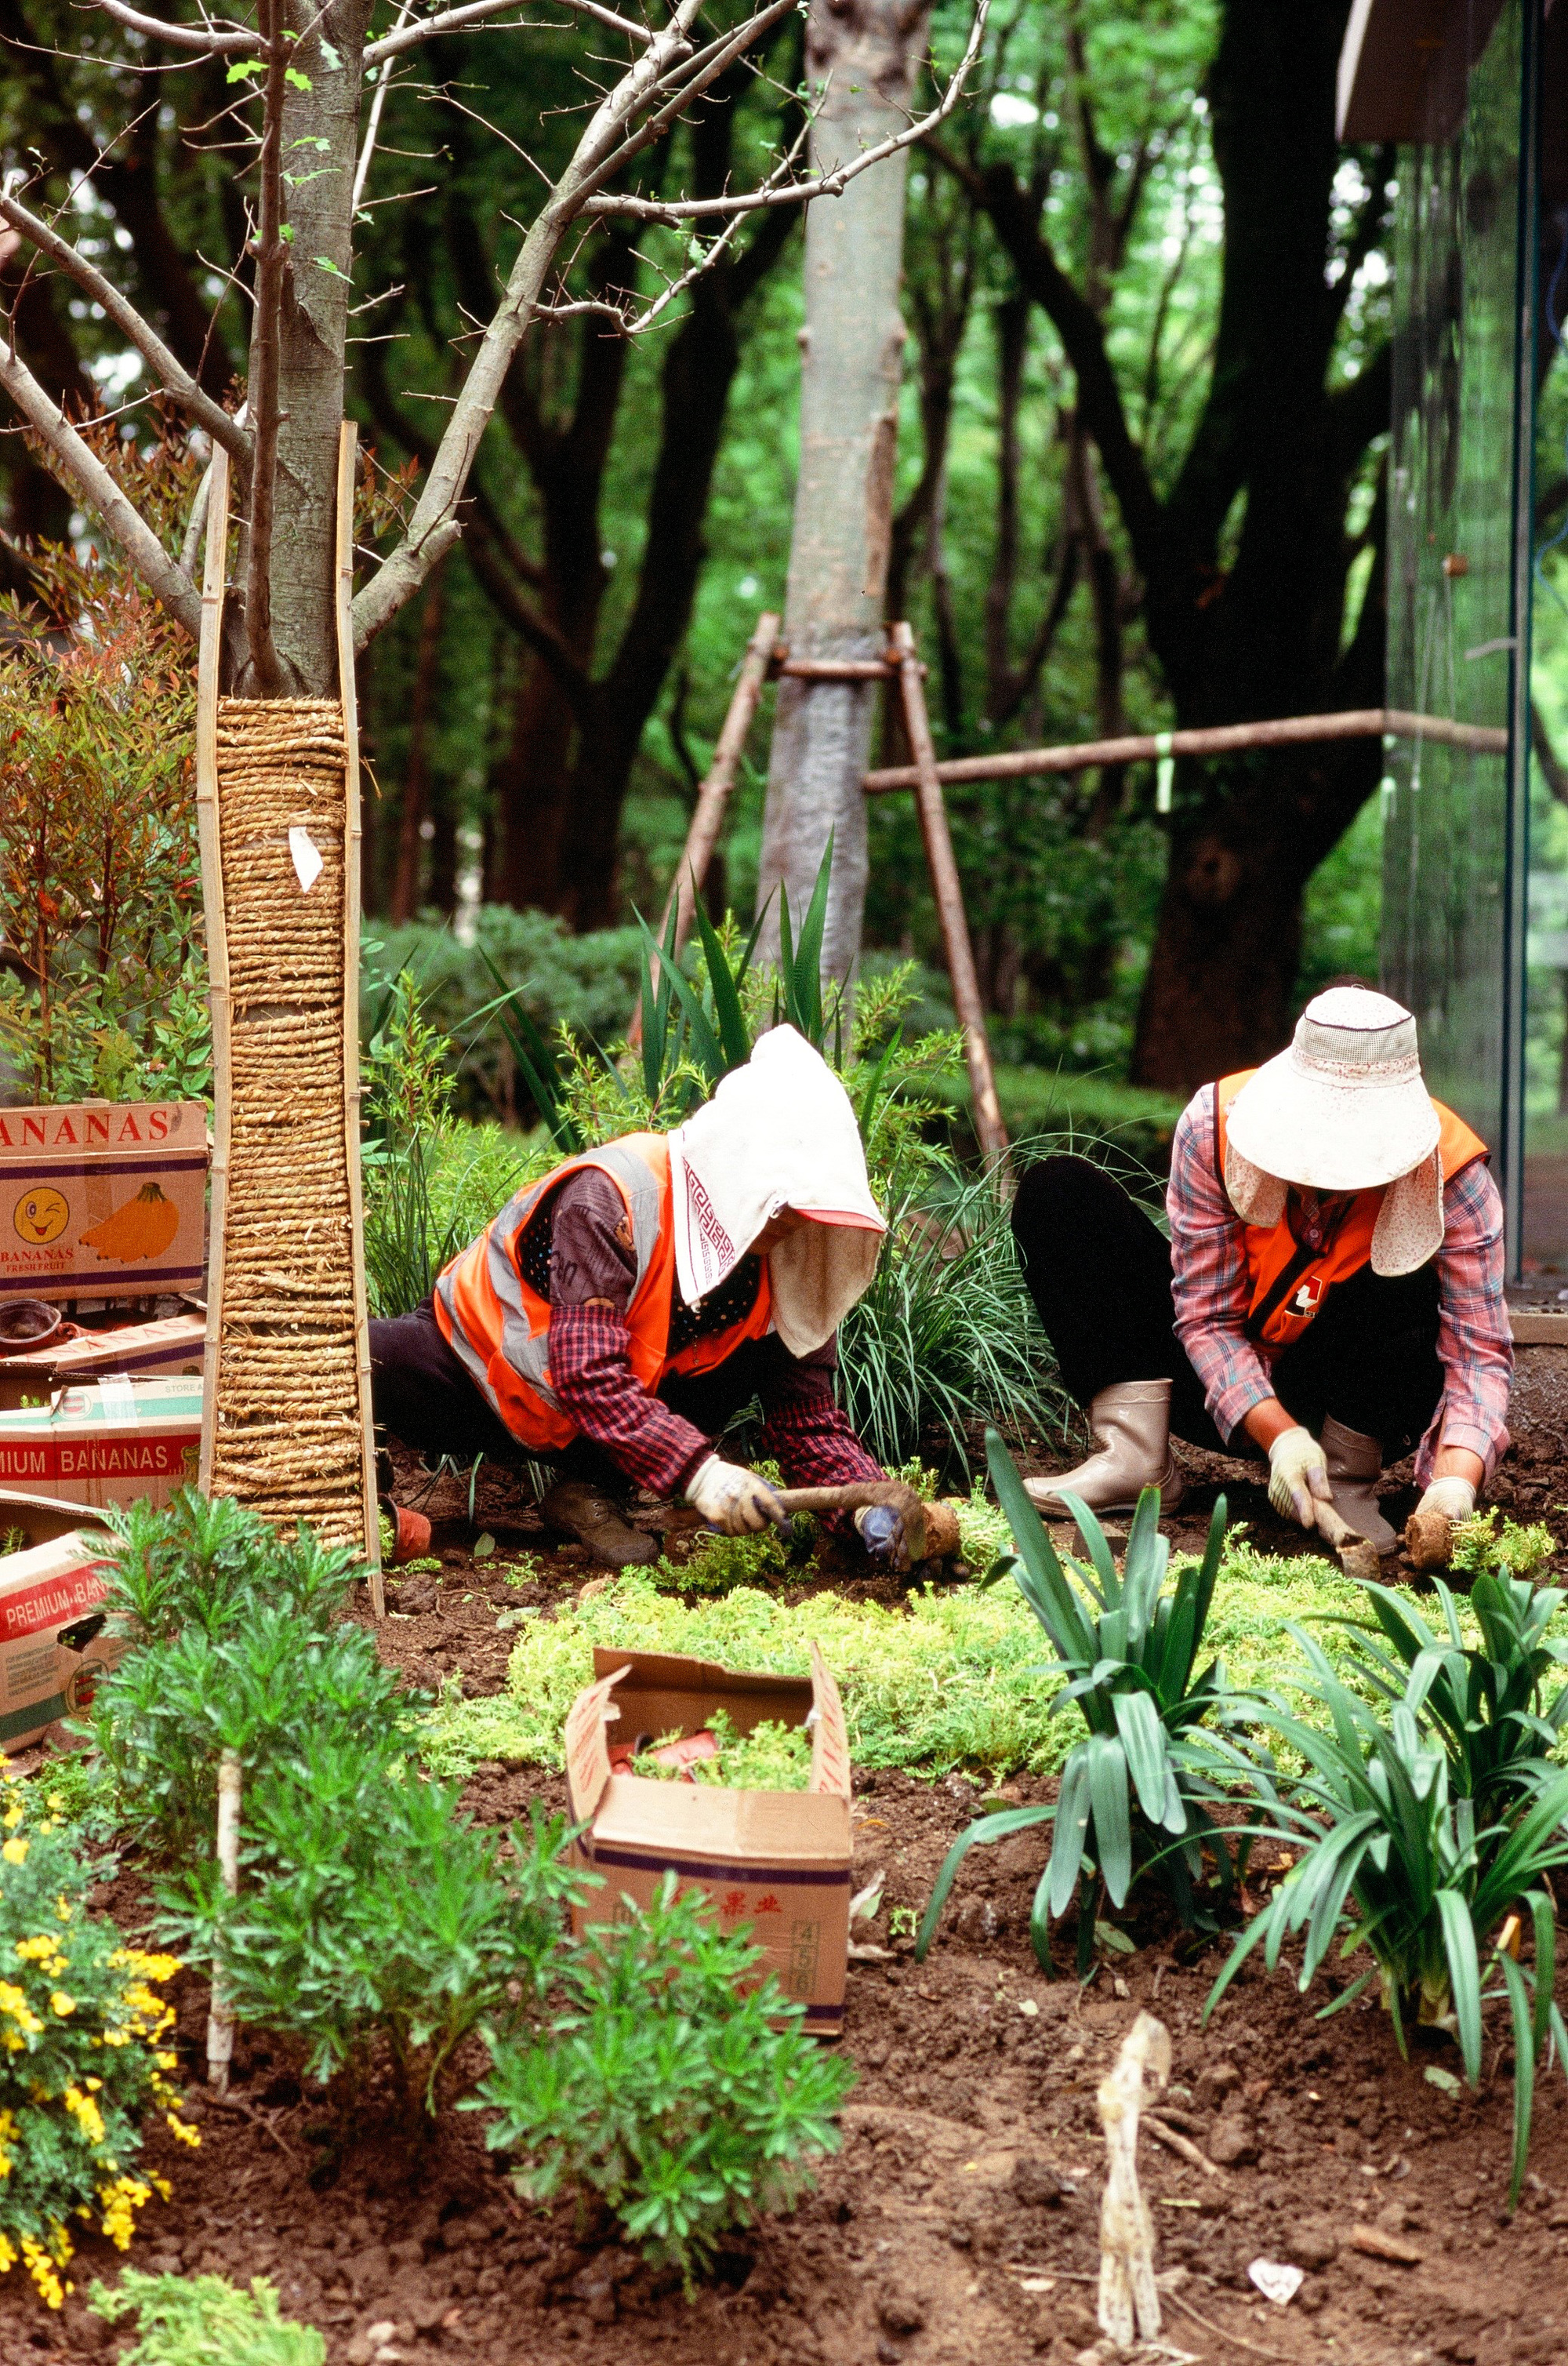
[{"left": 195, "top": 431, "right": 381, "bottom": 1601}]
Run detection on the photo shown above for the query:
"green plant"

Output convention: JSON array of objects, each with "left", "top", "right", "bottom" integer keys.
[
  {"left": 161, "top": 1765, "right": 583, "bottom": 2113},
  {"left": 1450, "top": 1508, "right": 1556, "bottom": 1584},
  {"left": 1325, "top": 1567, "right": 1568, "bottom": 1819},
  {"left": 837, "top": 1168, "right": 1068, "bottom": 1471},
  {"left": 89, "top": 2270, "right": 324, "bottom": 2365},
  {"left": 1207, "top": 1628, "right": 1568, "bottom": 2206},
  {"left": 917, "top": 1437, "right": 1246, "bottom": 1972},
  {"left": 90, "top": 1493, "right": 414, "bottom": 1863},
  {"left": 468, "top": 1877, "right": 853, "bottom": 2280},
  {"left": 0, "top": 1772, "right": 190, "bottom": 2306}
]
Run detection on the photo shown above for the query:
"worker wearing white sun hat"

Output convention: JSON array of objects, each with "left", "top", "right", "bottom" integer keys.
[{"left": 1011, "top": 986, "right": 1512, "bottom": 1563}]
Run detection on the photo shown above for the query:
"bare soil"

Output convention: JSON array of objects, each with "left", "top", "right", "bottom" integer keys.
[{"left": 5, "top": 1394, "right": 1568, "bottom": 2366}]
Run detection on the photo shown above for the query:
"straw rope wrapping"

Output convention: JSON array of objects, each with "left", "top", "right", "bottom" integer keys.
[{"left": 210, "top": 699, "right": 366, "bottom": 1546}]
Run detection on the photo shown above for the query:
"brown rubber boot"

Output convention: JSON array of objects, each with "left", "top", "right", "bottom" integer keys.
[
  {"left": 1320, "top": 1415, "right": 1399, "bottom": 1554},
  {"left": 1024, "top": 1379, "right": 1185, "bottom": 1519},
  {"left": 539, "top": 1479, "right": 658, "bottom": 1571}
]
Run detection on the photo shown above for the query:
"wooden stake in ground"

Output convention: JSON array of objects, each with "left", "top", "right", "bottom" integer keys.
[
  {"left": 891, "top": 622, "right": 1008, "bottom": 1168},
  {"left": 205, "top": 1748, "right": 241, "bottom": 2095},
  {"left": 1097, "top": 2009, "right": 1171, "bottom": 2349}
]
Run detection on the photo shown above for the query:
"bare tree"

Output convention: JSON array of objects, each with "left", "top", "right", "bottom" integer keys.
[{"left": 0, "top": 0, "right": 986, "bottom": 700}]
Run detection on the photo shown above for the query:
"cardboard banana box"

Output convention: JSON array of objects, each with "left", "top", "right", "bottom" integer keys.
[
  {"left": 564, "top": 1644, "right": 853, "bottom": 2032},
  {"left": 0, "top": 1312, "right": 206, "bottom": 1412},
  {"left": 0, "top": 1379, "right": 201, "bottom": 1513},
  {"left": 0, "top": 1101, "right": 207, "bottom": 1307},
  {"left": 0, "top": 1519, "right": 122, "bottom": 1754}
]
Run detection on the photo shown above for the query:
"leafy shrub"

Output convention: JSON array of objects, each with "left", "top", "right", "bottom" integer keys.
[
  {"left": 1210, "top": 1626, "right": 1568, "bottom": 2205},
  {"left": 89, "top": 2270, "right": 324, "bottom": 2365},
  {"left": 162, "top": 1764, "right": 583, "bottom": 2113},
  {"left": 90, "top": 1494, "right": 414, "bottom": 1863},
  {"left": 0, "top": 1775, "right": 189, "bottom": 2306},
  {"left": 470, "top": 1878, "right": 853, "bottom": 2279},
  {"left": 0, "top": 431, "right": 205, "bottom": 1107},
  {"left": 917, "top": 1437, "right": 1247, "bottom": 1971}
]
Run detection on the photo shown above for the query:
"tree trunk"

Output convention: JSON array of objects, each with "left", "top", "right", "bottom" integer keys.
[{"left": 756, "top": 0, "right": 930, "bottom": 979}]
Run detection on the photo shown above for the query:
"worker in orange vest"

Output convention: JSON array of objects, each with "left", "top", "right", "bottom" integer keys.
[
  {"left": 1009, "top": 987, "right": 1512, "bottom": 1563},
  {"left": 369, "top": 1027, "right": 908, "bottom": 1569}
]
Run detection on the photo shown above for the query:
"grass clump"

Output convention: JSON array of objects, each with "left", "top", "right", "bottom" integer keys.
[
  {"left": 469, "top": 1878, "right": 852, "bottom": 2281},
  {"left": 634, "top": 1708, "right": 812, "bottom": 1791},
  {"left": 89, "top": 2270, "right": 324, "bottom": 2364}
]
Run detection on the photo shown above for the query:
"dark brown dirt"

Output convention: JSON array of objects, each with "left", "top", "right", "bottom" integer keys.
[{"left": 5, "top": 1405, "right": 1568, "bottom": 2366}]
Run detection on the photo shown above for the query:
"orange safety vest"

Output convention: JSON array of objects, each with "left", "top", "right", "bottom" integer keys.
[
  {"left": 433, "top": 1132, "right": 774, "bottom": 1448},
  {"left": 1213, "top": 1070, "right": 1487, "bottom": 1350}
]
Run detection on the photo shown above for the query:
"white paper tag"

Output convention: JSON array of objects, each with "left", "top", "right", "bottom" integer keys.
[
  {"left": 289, "top": 827, "right": 324, "bottom": 892},
  {"left": 1248, "top": 2259, "right": 1305, "bottom": 2306},
  {"left": 96, "top": 1374, "right": 138, "bottom": 1427}
]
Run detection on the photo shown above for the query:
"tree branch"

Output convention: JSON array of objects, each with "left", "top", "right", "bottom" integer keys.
[
  {"left": 0, "top": 336, "right": 201, "bottom": 634},
  {"left": 0, "top": 188, "right": 252, "bottom": 466},
  {"left": 365, "top": 0, "right": 648, "bottom": 64},
  {"left": 82, "top": 0, "right": 262, "bottom": 54}
]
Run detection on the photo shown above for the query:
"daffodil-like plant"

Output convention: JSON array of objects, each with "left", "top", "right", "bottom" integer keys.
[{"left": 0, "top": 1776, "right": 191, "bottom": 2306}]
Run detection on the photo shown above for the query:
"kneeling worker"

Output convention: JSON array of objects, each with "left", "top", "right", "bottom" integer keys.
[
  {"left": 370, "top": 1026, "right": 905, "bottom": 1568},
  {"left": 1011, "top": 987, "right": 1512, "bottom": 1558}
]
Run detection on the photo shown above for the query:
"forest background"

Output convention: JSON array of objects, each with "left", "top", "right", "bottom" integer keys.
[{"left": 0, "top": 0, "right": 1413, "bottom": 1148}]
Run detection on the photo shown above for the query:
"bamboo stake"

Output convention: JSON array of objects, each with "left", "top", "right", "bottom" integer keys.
[
  {"left": 205, "top": 1748, "right": 241, "bottom": 2095},
  {"left": 1097, "top": 2009, "right": 1171, "bottom": 2350},
  {"left": 862, "top": 704, "right": 1511, "bottom": 794},
  {"left": 196, "top": 449, "right": 233, "bottom": 1498},
  {"left": 891, "top": 621, "right": 1008, "bottom": 1168},
  {"left": 335, "top": 422, "right": 385, "bottom": 1620},
  {"left": 630, "top": 609, "right": 779, "bottom": 1050}
]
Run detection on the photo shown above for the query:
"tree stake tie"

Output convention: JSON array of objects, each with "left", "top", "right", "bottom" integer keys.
[
  {"left": 206, "top": 1748, "right": 241, "bottom": 2096},
  {"left": 1154, "top": 733, "right": 1174, "bottom": 816},
  {"left": 1097, "top": 2009, "right": 1171, "bottom": 2349}
]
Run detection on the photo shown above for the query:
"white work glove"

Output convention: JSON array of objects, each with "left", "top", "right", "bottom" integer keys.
[
  {"left": 684, "top": 1454, "right": 786, "bottom": 1536},
  {"left": 1414, "top": 1475, "right": 1477, "bottom": 1525},
  {"left": 1267, "top": 1426, "right": 1334, "bottom": 1531}
]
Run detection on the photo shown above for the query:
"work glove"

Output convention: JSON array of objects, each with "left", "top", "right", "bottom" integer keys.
[
  {"left": 685, "top": 1454, "right": 786, "bottom": 1536},
  {"left": 1267, "top": 1425, "right": 1334, "bottom": 1531},
  {"left": 1414, "top": 1475, "right": 1477, "bottom": 1525},
  {"left": 855, "top": 1503, "right": 913, "bottom": 1572}
]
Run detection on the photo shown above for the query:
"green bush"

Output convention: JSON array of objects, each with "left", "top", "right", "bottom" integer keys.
[
  {"left": 918, "top": 1441, "right": 1247, "bottom": 1971},
  {"left": 90, "top": 1493, "right": 416, "bottom": 1863},
  {"left": 162, "top": 1763, "right": 583, "bottom": 2112},
  {"left": 470, "top": 1877, "right": 853, "bottom": 2280},
  {"left": 0, "top": 1774, "right": 189, "bottom": 2306},
  {"left": 89, "top": 2270, "right": 324, "bottom": 2365}
]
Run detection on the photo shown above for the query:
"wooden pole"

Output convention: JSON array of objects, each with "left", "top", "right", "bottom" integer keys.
[
  {"left": 630, "top": 609, "right": 779, "bottom": 1049},
  {"left": 205, "top": 1748, "right": 241, "bottom": 2095},
  {"left": 862, "top": 704, "right": 1510, "bottom": 794},
  {"left": 195, "top": 449, "right": 232, "bottom": 1500},
  {"left": 890, "top": 622, "right": 1008, "bottom": 1168},
  {"left": 334, "top": 423, "right": 385, "bottom": 1621}
]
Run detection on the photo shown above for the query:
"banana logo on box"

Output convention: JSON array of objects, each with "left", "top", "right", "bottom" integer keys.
[{"left": 12, "top": 1187, "right": 69, "bottom": 1246}]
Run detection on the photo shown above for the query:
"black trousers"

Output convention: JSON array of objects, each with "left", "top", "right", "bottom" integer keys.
[
  {"left": 368, "top": 1299, "right": 796, "bottom": 1488},
  {"left": 1010, "top": 1155, "right": 1445, "bottom": 1459}
]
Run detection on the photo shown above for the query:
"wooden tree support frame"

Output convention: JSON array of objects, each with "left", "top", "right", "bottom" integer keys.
[
  {"left": 651, "top": 618, "right": 1010, "bottom": 1166},
  {"left": 196, "top": 423, "right": 383, "bottom": 1616}
]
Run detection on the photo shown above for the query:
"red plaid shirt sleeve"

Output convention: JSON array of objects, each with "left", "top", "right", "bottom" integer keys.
[
  {"left": 757, "top": 1342, "right": 884, "bottom": 1498},
  {"left": 547, "top": 1305, "right": 712, "bottom": 1497},
  {"left": 1167, "top": 1085, "right": 1276, "bottom": 1445},
  {"left": 1167, "top": 1085, "right": 1512, "bottom": 1481}
]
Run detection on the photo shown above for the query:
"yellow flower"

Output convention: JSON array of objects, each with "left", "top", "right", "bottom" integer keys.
[
  {"left": 54, "top": 1899, "right": 71, "bottom": 1924},
  {"left": 49, "top": 1992, "right": 75, "bottom": 2018},
  {"left": 0, "top": 2232, "right": 15, "bottom": 2271},
  {"left": 3, "top": 1803, "right": 24, "bottom": 1830},
  {"left": 2, "top": 1838, "right": 27, "bottom": 1866},
  {"left": 15, "top": 1937, "right": 55, "bottom": 1962},
  {"left": 165, "top": 2111, "right": 200, "bottom": 2149},
  {"left": 45, "top": 1794, "right": 64, "bottom": 1814},
  {"left": 154, "top": 2052, "right": 177, "bottom": 2070}
]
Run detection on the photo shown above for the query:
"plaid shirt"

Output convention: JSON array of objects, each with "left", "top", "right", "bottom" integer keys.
[
  {"left": 547, "top": 1305, "right": 881, "bottom": 1503},
  {"left": 1168, "top": 1084, "right": 1512, "bottom": 1482}
]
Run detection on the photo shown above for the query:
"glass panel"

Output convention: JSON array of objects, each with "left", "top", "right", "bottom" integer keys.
[
  {"left": 1522, "top": 198, "right": 1568, "bottom": 1271},
  {"left": 1381, "top": 0, "right": 1526, "bottom": 1172}
]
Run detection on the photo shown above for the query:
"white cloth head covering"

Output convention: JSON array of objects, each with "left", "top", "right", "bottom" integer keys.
[
  {"left": 1223, "top": 987, "right": 1445, "bottom": 1277},
  {"left": 666, "top": 1026, "right": 887, "bottom": 1357}
]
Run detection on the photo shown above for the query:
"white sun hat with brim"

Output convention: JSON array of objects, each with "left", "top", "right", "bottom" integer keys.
[{"left": 1222, "top": 987, "right": 1445, "bottom": 1276}]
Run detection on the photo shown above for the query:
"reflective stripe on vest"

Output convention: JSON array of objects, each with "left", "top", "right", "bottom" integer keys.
[
  {"left": 1213, "top": 1070, "right": 1488, "bottom": 1350},
  {"left": 433, "top": 1133, "right": 772, "bottom": 1448}
]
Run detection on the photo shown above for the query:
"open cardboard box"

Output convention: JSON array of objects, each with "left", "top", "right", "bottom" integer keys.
[
  {"left": 0, "top": 1377, "right": 201, "bottom": 1512},
  {"left": 565, "top": 1644, "right": 853, "bottom": 2033},
  {"left": 0, "top": 1492, "right": 122, "bottom": 1754},
  {"left": 0, "top": 1312, "right": 205, "bottom": 1412}
]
